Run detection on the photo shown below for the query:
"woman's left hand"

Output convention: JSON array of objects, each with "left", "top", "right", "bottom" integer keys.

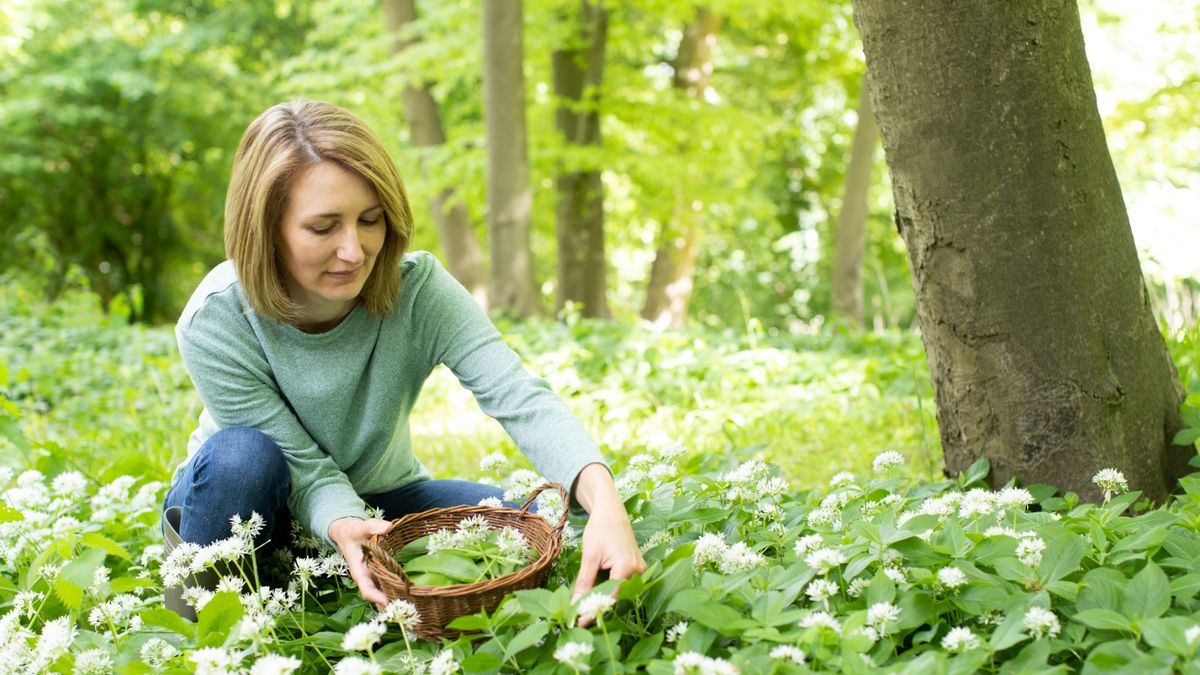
[{"left": 570, "top": 463, "right": 647, "bottom": 626}]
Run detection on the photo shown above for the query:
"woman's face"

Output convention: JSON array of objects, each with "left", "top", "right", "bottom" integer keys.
[{"left": 278, "top": 161, "right": 386, "bottom": 329}]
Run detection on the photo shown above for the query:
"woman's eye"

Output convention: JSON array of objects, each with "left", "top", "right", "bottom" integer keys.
[
  {"left": 360, "top": 218, "right": 380, "bottom": 225},
  {"left": 311, "top": 226, "right": 334, "bottom": 235}
]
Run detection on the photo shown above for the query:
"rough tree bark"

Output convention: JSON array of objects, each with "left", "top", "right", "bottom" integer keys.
[
  {"left": 482, "top": 0, "right": 540, "bottom": 317},
  {"left": 830, "top": 77, "right": 878, "bottom": 328},
  {"left": 640, "top": 8, "right": 720, "bottom": 328},
  {"left": 552, "top": 0, "right": 609, "bottom": 319},
  {"left": 852, "top": 0, "right": 1191, "bottom": 501},
  {"left": 384, "top": 0, "right": 488, "bottom": 309}
]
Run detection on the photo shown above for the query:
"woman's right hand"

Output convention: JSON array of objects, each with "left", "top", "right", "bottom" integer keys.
[{"left": 328, "top": 516, "right": 393, "bottom": 610}]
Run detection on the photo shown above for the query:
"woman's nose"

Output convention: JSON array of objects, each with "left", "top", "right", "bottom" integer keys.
[{"left": 337, "top": 225, "right": 365, "bottom": 264}]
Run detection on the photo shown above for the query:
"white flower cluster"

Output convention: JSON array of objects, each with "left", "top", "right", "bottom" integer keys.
[
  {"left": 768, "top": 645, "right": 806, "bottom": 665},
  {"left": 553, "top": 641, "right": 594, "bottom": 670},
  {"left": 576, "top": 593, "right": 616, "bottom": 623},
  {"left": 1023, "top": 606, "right": 1061, "bottom": 639},
  {"left": 692, "top": 533, "right": 766, "bottom": 575},
  {"left": 872, "top": 451, "right": 905, "bottom": 473},
  {"left": 805, "top": 547, "right": 848, "bottom": 575},
  {"left": 941, "top": 626, "right": 981, "bottom": 652},
  {"left": 1092, "top": 468, "right": 1129, "bottom": 502},
  {"left": 427, "top": 515, "right": 494, "bottom": 553},
  {"left": 936, "top": 566, "right": 968, "bottom": 590},
  {"left": 866, "top": 602, "right": 901, "bottom": 633},
  {"left": 1016, "top": 537, "right": 1046, "bottom": 568},
  {"left": 673, "top": 651, "right": 739, "bottom": 674}
]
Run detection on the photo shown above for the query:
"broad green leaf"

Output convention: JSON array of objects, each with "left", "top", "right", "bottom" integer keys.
[
  {"left": 666, "top": 589, "right": 747, "bottom": 636},
  {"left": 504, "top": 621, "right": 550, "bottom": 659},
  {"left": 1170, "top": 572, "right": 1200, "bottom": 600},
  {"left": 1124, "top": 562, "right": 1171, "bottom": 620},
  {"left": 81, "top": 532, "right": 130, "bottom": 561},
  {"left": 404, "top": 552, "right": 483, "bottom": 583},
  {"left": 55, "top": 547, "right": 106, "bottom": 609},
  {"left": 626, "top": 632, "right": 663, "bottom": 664},
  {"left": 196, "top": 591, "right": 243, "bottom": 645},
  {"left": 446, "top": 614, "right": 490, "bottom": 631},
  {"left": 1039, "top": 534, "right": 1084, "bottom": 585},
  {"left": 111, "top": 577, "right": 154, "bottom": 593},
  {"left": 461, "top": 652, "right": 504, "bottom": 672},
  {"left": 1140, "top": 616, "right": 1194, "bottom": 657},
  {"left": 1072, "top": 608, "right": 1132, "bottom": 632},
  {"left": 865, "top": 569, "right": 896, "bottom": 606},
  {"left": 138, "top": 608, "right": 196, "bottom": 638},
  {"left": 1077, "top": 568, "right": 1126, "bottom": 612}
]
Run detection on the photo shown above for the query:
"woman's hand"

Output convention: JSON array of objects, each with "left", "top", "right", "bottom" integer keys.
[
  {"left": 328, "top": 516, "right": 393, "bottom": 610},
  {"left": 570, "top": 463, "right": 647, "bottom": 627}
]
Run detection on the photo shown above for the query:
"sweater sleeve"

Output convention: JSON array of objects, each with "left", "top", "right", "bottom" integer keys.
[
  {"left": 410, "top": 253, "right": 609, "bottom": 507},
  {"left": 176, "top": 302, "right": 369, "bottom": 546}
]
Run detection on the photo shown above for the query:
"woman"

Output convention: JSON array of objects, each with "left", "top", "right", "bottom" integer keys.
[{"left": 163, "top": 99, "right": 643, "bottom": 617}]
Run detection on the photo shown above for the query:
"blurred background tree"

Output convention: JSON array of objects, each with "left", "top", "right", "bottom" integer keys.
[{"left": 0, "top": 0, "right": 1196, "bottom": 334}]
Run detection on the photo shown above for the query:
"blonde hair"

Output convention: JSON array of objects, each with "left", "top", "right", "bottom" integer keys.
[{"left": 224, "top": 100, "right": 413, "bottom": 324}]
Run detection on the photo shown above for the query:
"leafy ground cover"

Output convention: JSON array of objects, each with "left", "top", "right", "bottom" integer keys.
[{"left": 2, "top": 285, "right": 1200, "bottom": 673}]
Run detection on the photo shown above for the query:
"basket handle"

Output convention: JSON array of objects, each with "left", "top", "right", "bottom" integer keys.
[
  {"left": 363, "top": 537, "right": 412, "bottom": 593},
  {"left": 519, "top": 482, "right": 569, "bottom": 535}
]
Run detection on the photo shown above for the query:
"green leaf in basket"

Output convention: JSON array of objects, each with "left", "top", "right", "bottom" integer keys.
[
  {"left": 409, "top": 572, "right": 454, "bottom": 586},
  {"left": 394, "top": 536, "right": 431, "bottom": 565},
  {"left": 404, "top": 551, "right": 483, "bottom": 583}
]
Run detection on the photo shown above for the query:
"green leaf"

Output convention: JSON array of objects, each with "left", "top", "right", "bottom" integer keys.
[
  {"left": 865, "top": 569, "right": 896, "bottom": 606},
  {"left": 666, "top": 589, "right": 747, "bottom": 636},
  {"left": 989, "top": 605, "right": 1030, "bottom": 651},
  {"left": 1077, "top": 567, "right": 1127, "bottom": 612},
  {"left": 405, "top": 552, "right": 483, "bottom": 583},
  {"left": 504, "top": 621, "right": 550, "bottom": 659},
  {"left": 139, "top": 608, "right": 196, "bottom": 638},
  {"left": 1170, "top": 572, "right": 1200, "bottom": 600},
  {"left": 446, "top": 614, "right": 490, "bottom": 631},
  {"left": 55, "top": 547, "right": 107, "bottom": 609},
  {"left": 1173, "top": 428, "right": 1200, "bottom": 446},
  {"left": 461, "top": 652, "right": 504, "bottom": 672},
  {"left": 196, "top": 591, "right": 243, "bottom": 645},
  {"left": 111, "top": 577, "right": 154, "bottom": 593},
  {"left": 1124, "top": 562, "right": 1171, "bottom": 620},
  {"left": 626, "top": 632, "right": 663, "bottom": 664},
  {"left": 1039, "top": 534, "right": 1084, "bottom": 585},
  {"left": 1140, "top": 616, "right": 1194, "bottom": 657},
  {"left": 961, "top": 457, "right": 990, "bottom": 487},
  {"left": 1072, "top": 608, "right": 1132, "bottom": 632},
  {"left": 80, "top": 532, "right": 130, "bottom": 561}
]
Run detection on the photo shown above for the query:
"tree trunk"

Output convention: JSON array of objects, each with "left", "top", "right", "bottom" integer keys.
[
  {"left": 640, "top": 8, "right": 720, "bottom": 328},
  {"left": 852, "top": 0, "right": 1191, "bottom": 502},
  {"left": 830, "top": 76, "right": 878, "bottom": 328},
  {"left": 482, "top": 0, "right": 540, "bottom": 317},
  {"left": 552, "top": 0, "right": 609, "bottom": 319},
  {"left": 384, "top": 0, "right": 488, "bottom": 309}
]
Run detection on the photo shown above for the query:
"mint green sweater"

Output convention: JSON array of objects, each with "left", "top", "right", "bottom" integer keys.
[{"left": 175, "top": 251, "right": 606, "bottom": 545}]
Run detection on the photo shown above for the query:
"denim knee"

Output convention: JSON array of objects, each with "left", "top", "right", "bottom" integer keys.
[{"left": 189, "top": 427, "right": 291, "bottom": 509}]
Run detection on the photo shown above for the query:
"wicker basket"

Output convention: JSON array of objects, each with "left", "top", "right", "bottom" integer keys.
[{"left": 362, "top": 482, "right": 567, "bottom": 639}]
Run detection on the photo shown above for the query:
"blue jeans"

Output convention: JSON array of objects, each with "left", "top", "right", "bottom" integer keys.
[{"left": 162, "top": 427, "right": 508, "bottom": 549}]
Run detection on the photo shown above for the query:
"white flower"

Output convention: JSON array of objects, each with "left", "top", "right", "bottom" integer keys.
[
  {"left": 693, "top": 533, "right": 727, "bottom": 569},
  {"left": 477, "top": 496, "right": 503, "bottom": 508},
  {"left": 1187, "top": 625, "right": 1200, "bottom": 645},
  {"left": 830, "top": 471, "right": 856, "bottom": 488},
  {"left": 937, "top": 567, "right": 968, "bottom": 589},
  {"left": 13, "top": 590, "right": 42, "bottom": 618},
  {"left": 984, "top": 525, "right": 1021, "bottom": 538},
  {"left": 641, "top": 530, "right": 673, "bottom": 552},
  {"left": 942, "top": 626, "right": 981, "bottom": 652},
  {"left": 505, "top": 469, "right": 542, "bottom": 496},
  {"left": 140, "top": 638, "right": 180, "bottom": 668},
  {"left": 798, "top": 611, "right": 842, "bottom": 634},
  {"left": 553, "top": 641, "right": 594, "bottom": 670},
  {"left": 50, "top": 471, "right": 87, "bottom": 496},
  {"left": 190, "top": 647, "right": 240, "bottom": 675},
  {"left": 479, "top": 452, "right": 509, "bottom": 473},
  {"left": 718, "top": 542, "right": 765, "bottom": 574},
  {"left": 92, "top": 566, "right": 111, "bottom": 587},
  {"left": 805, "top": 547, "right": 848, "bottom": 575},
  {"left": 666, "top": 621, "right": 689, "bottom": 643},
  {"left": 577, "top": 593, "right": 616, "bottom": 622},
  {"left": 1017, "top": 537, "right": 1046, "bottom": 568},
  {"left": 857, "top": 626, "right": 880, "bottom": 643},
  {"left": 872, "top": 451, "right": 905, "bottom": 473},
  {"left": 429, "top": 649, "right": 460, "bottom": 675},
  {"left": 230, "top": 512, "right": 265, "bottom": 540},
  {"left": 721, "top": 460, "right": 769, "bottom": 485},
  {"left": 995, "top": 487, "right": 1034, "bottom": 512},
  {"left": 883, "top": 567, "right": 907, "bottom": 584},
  {"left": 756, "top": 477, "right": 788, "bottom": 497},
  {"left": 1093, "top": 469, "right": 1129, "bottom": 502},
  {"left": 342, "top": 621, "right": 385, "bottom": 652},
  {"left": 807, "top": 508, "right": 842, "bottom": 530},
  {"left": 673, "top": 651, "right": 738, "bottom": 674},
  {"left": 768, "top": 645, "right": 806, "bottom": 665},
  {"left": 793, "top": 534, "right": 823, "bottom": 555},
  {"left": 958, "top": 489, "right": 996, "bottom": 518},
  {"left": 805, "top": 579, "right": 838, "bottom": 603},
  {"left": 1023, "top": 607, "right": 1061, "bottom": 638},
  {"left": 73, "top": 648, "right": 112, "bottom": 674},
  {"left": 867, "top": 602, "right": 901, "bottom": 630},
  {"left": 333, "top": 657, "right": 383, "bottom": 675},
  {"left": 380, "top": 599, "right": 421, "bottom": 631},
  {"left": 847, "top": 577, "right": 871, "bottom": 598},
  {"left": 33, "top": 616, "right": 76, "bottom": 664},
  {"left": 250, "top": 654, "right": 302, "bottom": 675}
]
